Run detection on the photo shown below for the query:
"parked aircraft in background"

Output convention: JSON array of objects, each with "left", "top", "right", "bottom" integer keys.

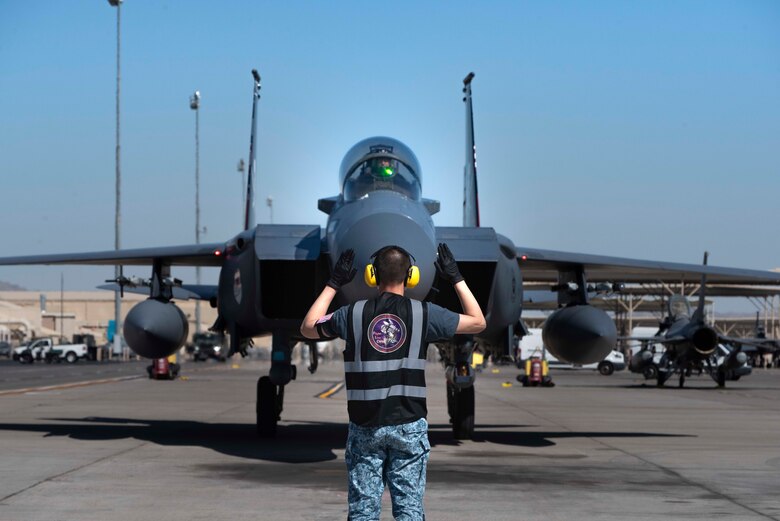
[
  {"left": 2, "top": 72, "right": 780, "bottom": 438},
  {"left": 625, "top": 253, "right": 776, "bottom": 387}
]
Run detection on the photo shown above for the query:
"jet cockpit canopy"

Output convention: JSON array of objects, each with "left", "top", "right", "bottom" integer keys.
[
  {"left": 668, "top": 295, "right": 692, "bottom": 319},
  {"left": 339, "top": 137, "right": 422, "bottom": 202}
]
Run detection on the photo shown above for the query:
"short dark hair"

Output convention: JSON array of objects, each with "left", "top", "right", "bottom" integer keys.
[{"left": 374, "top": 247, "right": 412, "bottom": 285}]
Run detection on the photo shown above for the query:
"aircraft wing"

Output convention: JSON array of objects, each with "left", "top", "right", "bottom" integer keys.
[
  {"left": 97, "top": 283, "right": 219, "bottom": 301},
  {"left": 718, "top": 335, "right": 780, "bottom": 352},
  {"left": 619, "top": 336, "right": 686, "bottom": 345},
  {"left": 515, "top": 246, "right": 780, "bottom": 285},
  {"left": 0, "top": 242, "right": 226, "bottom": 267}
]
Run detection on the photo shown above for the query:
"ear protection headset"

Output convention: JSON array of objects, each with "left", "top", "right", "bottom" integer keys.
[{"left": 364, "top": 245, "right": 420, "bottom": 288}]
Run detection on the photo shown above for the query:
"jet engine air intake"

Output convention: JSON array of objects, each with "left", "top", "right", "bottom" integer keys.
[
  {"left": 542, "top": 305, "right": 617, "bottom": 364},
  {"left": 691, "top": 326, "right": 718, "bottom": 355},
  {"left": 124, "top": 299, "right": 189, "bottom": 359}
]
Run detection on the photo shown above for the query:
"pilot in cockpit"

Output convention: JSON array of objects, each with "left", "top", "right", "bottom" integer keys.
[
  {"left": 340, "top": 138, "right": 422, "bottom": 202},
  {"left": 668, "top": 295, "right": 692, "bottom": 319}
]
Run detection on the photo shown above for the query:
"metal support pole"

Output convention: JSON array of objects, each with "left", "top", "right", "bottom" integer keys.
[
  {"left": 764, "top": 297, "right": 769, "bottom": 334},
  {"left": 191, "top": 92, "right": 201, "bottom": 333},
  {"left": 111, "top": 0, "right": 123, "bottom": 360},
  {"left": 60, "top": 273, "right": 64, "bottom": 341}
]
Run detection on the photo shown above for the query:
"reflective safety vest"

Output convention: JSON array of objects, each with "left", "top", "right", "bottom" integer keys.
[{"left": 343, "top": 293, "right": 429, "bottom": 426}]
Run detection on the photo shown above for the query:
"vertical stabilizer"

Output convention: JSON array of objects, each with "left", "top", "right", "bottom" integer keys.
[
  {"left": 244, "top": 69, "right": 261, "bottom": 231},
  {"left": 462, "top": 72, "right": 480, "bottom": 227},
  {"left": 692, "top": 251, "right": 709, "bottom": 322}
]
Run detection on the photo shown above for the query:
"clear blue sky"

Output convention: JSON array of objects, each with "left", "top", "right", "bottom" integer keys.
[{"left": 1, "top": 1, "right": 779, "bottom": 313}]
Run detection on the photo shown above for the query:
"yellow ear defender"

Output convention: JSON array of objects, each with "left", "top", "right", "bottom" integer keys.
[
  {"left": 364, "top": 263, "right": 378, "bottom": 287},
  {"left": 406, "top": 265, "right": 420, "bottom": 288},
  {"left": 364, "top": 246, "right": 419, "bottom": 289}
]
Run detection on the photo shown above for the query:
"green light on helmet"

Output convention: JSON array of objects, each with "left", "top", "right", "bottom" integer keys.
[{"left": 367, "top": 158, "right": 397, "bottom": 179}]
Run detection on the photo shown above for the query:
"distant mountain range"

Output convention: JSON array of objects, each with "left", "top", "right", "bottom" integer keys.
[{"left": 0, "top": 281, "right": 26, "bottom": 291}]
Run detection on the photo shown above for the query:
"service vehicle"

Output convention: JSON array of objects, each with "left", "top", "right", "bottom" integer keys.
[
  {"left": 13, "top": 337, "right": 89, "bottom": 364},
  {"left": 187, "top": 332, "right": 227, "bottom": 362}
]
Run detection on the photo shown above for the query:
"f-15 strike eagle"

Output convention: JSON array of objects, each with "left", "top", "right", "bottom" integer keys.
[{"left": 2, "top": 70, "right": 779, "bottom": 439}]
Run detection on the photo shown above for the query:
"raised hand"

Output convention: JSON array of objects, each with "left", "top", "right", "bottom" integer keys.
[
  {"left": 434, "top": 243, "right": 464, "bottom": 285},
  {"left": 327, "top": 249, "right": 357, "bottom": 290}
]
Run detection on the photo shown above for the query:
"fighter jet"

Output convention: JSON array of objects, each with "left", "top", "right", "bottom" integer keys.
[
  {"left": 2, "top": 71, "right": 780, "bottom": 439},
  {"left": 625, "top": 253, "right": 777, "bottom": 387},
  {"left": 740, "top": 312, "right": 780, "bottom": 355}
]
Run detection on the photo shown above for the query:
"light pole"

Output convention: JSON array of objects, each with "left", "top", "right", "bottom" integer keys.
[
  {"left": 190, "top": 90, "right": 201, "bottom": 333},
  {"left": 266, "top": 196, "right": 274, "bottom": 224},
  {"left": 237, "top": 158, "right": 245, "bottom": 222},
  {"left": 108, "top": 0, "right": 122, "bottom": 358}
]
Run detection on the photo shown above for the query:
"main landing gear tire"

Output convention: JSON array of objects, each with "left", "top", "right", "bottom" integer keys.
[
  {"left": 642, "top": 365, "right": 658, "bottom": 380},
  {"left": 447, "top": 383, "right": 475, "bottom": 440},
  {"left": 257, "top": 376, "right": 280, "bottom": 438}
]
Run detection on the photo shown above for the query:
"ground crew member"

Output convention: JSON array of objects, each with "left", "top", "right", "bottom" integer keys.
[{"left": 301, "top": 243, "right": 485, "bottom": 521}]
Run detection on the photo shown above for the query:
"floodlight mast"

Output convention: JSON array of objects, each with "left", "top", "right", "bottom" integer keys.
[
  {"left": 108, "top": 0, "right": 123, "bottom": 358},
  {"left": 190, "top": 90, "right": 201, "bottom": 333}
]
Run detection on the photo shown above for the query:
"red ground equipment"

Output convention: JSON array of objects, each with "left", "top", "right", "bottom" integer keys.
[
  {"left": 147, "top": 356, "right": 179, "bottom": 380},
  {"left": 518, "top": 356, "right": 554, "bottom": 387},
  {"left": 528, "top": 358, "right": 543, "bottom": 385}
]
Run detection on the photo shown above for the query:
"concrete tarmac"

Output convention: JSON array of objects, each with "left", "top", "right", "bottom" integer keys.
[
  {"left": 0, "top": 359, "right": 778, "bottom": 520},
  {"left": 0, "top": 360, "right": 147, "bottom": 392}
]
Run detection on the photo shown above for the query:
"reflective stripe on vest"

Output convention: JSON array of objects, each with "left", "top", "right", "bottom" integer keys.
[
  {"left": 351, "top": 300, "right": 367, "bottom": 362},
  {"left": 346, "top": 385, "right": 427, "bottom": 401},
  {"left": 346, "top": 298, "right": 426, "bottom": 401}
]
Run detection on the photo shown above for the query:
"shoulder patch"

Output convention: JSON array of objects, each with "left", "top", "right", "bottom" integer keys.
[{"left": 316, "top": 313, "right": 334, "bottom": 324}]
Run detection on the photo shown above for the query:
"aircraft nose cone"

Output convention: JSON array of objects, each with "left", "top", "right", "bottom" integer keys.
[
  {"left": 331, "top": 195, "right": 436, "bottom": 302},
  {"left": 542, "top": 305, "right": 617, "bottom": 364}
]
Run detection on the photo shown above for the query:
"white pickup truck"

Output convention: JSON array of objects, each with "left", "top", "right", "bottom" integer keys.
[{"left": 13, "top": 337, "right": 89, "bottom": 364}]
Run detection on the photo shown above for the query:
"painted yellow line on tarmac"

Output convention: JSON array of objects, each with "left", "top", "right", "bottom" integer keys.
[
  {"left": 316, "top": 381, "right": 344, "bottom": 399},
  {"left": 0, "top": 374, "right": 144, "bottom": 397}
]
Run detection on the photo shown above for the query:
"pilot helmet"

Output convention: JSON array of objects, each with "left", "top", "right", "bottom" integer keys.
[{"left": 338, "top": 137, "right": 422, "bottom": 189}]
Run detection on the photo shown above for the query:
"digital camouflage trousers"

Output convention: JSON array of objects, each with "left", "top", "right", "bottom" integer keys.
[{"left": 345, "top": 417, "right": 430, "bottom": 521}]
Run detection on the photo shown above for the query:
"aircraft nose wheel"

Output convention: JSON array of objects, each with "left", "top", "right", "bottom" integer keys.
[
  {"left": 446, "top": 382, "right": 475, "bottom": 440},
  {"left": 257, "top": 376, "right": 283, "bottom": 437}
]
